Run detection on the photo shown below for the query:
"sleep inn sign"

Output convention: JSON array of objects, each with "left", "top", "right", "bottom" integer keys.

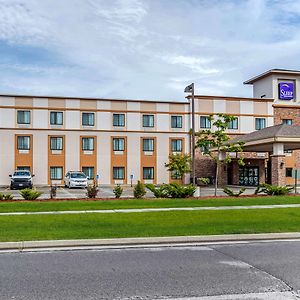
[{"left": 279, "top": 82, "right": 294, "bottom": 100}]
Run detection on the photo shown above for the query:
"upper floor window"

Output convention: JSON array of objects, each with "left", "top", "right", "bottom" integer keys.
[
  {"left": 113, "top": 138, "right": 125, "bottom": 151},
  {"left": 200, "top": 116, "right": 211, "bottom": 129},
  {"left": 113, "top": 114, "right": 125, "bottom": 127},
  {"left": 82, "top": 137, "right": 94, "bottom": 151},
  {"left": 255, "top": 118, "right": 266, "bottom": 130},
  {"left": 82, "top": 113, "right": 95, "bottom": 126},
  {"left": 17, "top": 110, "right": 30, "bottom": 125},
  {"left": 171, "top": 139, "right": 182, "bottom": 152},
  {"left": 50, "top": 137, "right": 63, "bottom": 150},
  {"left": 228, "top": 118, "right": 238, "bottom": 129},
  {"left": 50, "top": 112, "right": 63, "bottom": 125},
  {"left": 17, "top": 136, "right": 30, "bottom": 150},
  {"left": 171, "top": 116, "right": 182, "bottom": 128},
  {"left": 143, "top": 115, "right": 154, "bottom": 127},
  {"left": 143, "top": 138, "right": 154, "bottom": 152},
  {"left": 282, "top": 119, "right": 293, "bottom": 125}
]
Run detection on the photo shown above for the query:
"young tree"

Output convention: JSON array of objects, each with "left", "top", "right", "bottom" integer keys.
[
  {"left": 165, "top": 153, "right": 191, "bottom": 182},
  {"left": 195, "top": 113, "right": 244, "bottom": 196}
]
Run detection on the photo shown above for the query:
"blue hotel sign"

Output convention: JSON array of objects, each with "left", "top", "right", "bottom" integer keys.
[{"left": 279, "top": 82, "right": 294, "bottom": 100}]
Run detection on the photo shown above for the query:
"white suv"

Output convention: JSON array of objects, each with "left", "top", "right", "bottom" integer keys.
[{"left": 64, "top": 171, "right": 88, "bottom": 189}]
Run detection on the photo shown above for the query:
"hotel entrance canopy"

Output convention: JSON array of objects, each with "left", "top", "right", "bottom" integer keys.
[{"left": 230, "top": 124, "right": 300, "bottom": 153}]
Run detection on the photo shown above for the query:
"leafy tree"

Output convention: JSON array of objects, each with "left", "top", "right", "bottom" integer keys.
[
  {"left": 195, "top": 113, "right": 244, "bottom": 196},
  {"left": 165, "top": 153, "right": 191, "bottom": 182}
]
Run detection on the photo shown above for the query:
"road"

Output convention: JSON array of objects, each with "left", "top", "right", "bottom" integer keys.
[{"left": 1, "top": 240, "right": 300, "bottom": 299}]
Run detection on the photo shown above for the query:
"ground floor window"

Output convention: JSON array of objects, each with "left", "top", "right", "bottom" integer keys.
[
  {"left": 171, "top": 170, "right": 181, "bottom": 180},
  {"left": 113, "top": 167, "right": 125, "bottom": 179},
  {"left": 82, "top": 167, "right": 94, "bottom": 179},
  {"left": 17, "top": 166, "right": 30, "bottom": 171},
  {"left": 239, "top": 167, "right": 259, "bottom": 186},
  {"left": 143, "top": 167, "right": 154, "bottom": 179},
  {"left": 50, "top": 167, "right": 63, "bottom": 180},
  {"left": 286, "top": 168, "right": 293, "bottom": 177}
]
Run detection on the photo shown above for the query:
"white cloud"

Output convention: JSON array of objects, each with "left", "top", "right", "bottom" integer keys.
[{"left": 0, "top": 0, "right": 300, "bottom": 100}]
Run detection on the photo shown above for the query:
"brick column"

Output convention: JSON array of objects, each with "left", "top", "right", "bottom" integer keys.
[{"left": 270, "top": 155, "right": 286, "bottom": 186}]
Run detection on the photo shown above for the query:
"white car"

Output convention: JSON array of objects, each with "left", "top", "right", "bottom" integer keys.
[{"left": 64, "top": 171, "right": 88, "bottom": 188}]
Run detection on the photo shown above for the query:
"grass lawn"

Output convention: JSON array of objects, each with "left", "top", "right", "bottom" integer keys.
[
  {"left": 1, "top": 207, "right": 300, "bottom": 242},
  {"left": 1, "top": 195, "right": 300, "bottom": 213}
]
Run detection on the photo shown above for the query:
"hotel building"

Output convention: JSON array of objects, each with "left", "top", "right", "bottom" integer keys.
[{"left": 0, "top": 68, "right": 299, "bottom": 186}]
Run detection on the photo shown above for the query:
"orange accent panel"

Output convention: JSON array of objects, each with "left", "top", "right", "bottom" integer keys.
[
  {"left": 80, "top": 136, "right": 97, "bottom": 178},
  {"left": 48, "top": 135, "right": 65, "bottom": 184},
  {"left": 111, "top": 137, "right": 127, "bottom": 184},
  {"left": 15, "top": 134, "right": 33, "bottom": 171},
  {"left": 140, "top": 137, "right": 157, "bottom": 184}
]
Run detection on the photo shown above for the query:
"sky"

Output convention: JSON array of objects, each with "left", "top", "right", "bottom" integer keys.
[{"left": 1, "top": 0, "right": 300, "bottom": 101}]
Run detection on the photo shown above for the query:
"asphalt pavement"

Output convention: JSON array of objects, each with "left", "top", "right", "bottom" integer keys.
[{"left": 0, "top": 240, "right": 300, "bottom": 299}]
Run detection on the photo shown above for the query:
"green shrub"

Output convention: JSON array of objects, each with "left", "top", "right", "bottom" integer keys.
[
  {"left": 113, "top": 184, "right": 123, "bottom": 198},
  {"left": 19, "top": 188, "right": 43, "bottom": 200},
  {"left": 4, "top": 193, "right": 14, "bottom": 200},
  {"left": 134, "top": 181, "right": 146, "bottom": 199},
  {"left": 197, "top": 177, "right": 210, "bottom": 185},
  {"left": 223, "top": 187, "right": 246, "bottom": 197},
  {"left": 164, "top": 183, "right": 196, "bottom": 198},
  {"left": 254, "top": 184, "right": 293, "bottom": 196},
  {"left": 86, "top": 184, "right": 99, "bottom": 198},
  {"left": 145, "top": 184, "right": 168, "bottom": 198}
]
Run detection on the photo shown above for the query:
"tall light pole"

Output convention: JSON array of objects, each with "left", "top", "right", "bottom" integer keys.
[{"left": 184, "top": 83, "right": 195, "bottom": 185}]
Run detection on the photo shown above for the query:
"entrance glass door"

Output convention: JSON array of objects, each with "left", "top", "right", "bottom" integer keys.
[{"left": 239, "top": 167, "right": 259, "bottom": 186}]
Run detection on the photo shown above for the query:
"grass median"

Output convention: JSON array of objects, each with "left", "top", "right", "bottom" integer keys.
[
  {"left": 1, "top": 195, "right": 300, "bottom": 213},
  {"left": 1, "top": 207, "right": 300, "bottom": 242}
]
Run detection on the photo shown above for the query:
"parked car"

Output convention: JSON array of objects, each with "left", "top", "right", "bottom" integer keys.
[
  {"left": 64, "top": 171, "right": 88, "bottom": 188},
  {"left": 9, "top": 170, "right": 34, "bottom": 189}
]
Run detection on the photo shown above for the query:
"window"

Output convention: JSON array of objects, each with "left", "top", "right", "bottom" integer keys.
[
  {"left": 82, "top": 137, "right": 94, "bottom": 150},
  {"left": 282, "top": 119, "right": 293, "bottom": 125},
  {"left": 284, "top": 149, "right": 293, "bottom": 154},
  {"left": 286, "top": 168, "right": 293, "bottom": 177},
  {"left": 143, "top": 139, "right": 154, "bottom": 151},
  {"left": 82, "top": 167, "right": 94, "bottom": 179},
  {"left": 82, "top": 113, "right": 95, "bottom": 126},
  {"left": 171, "top": 170, "right": 181, "bottom": 180},
  {"left": 143, "top": 115, "right": 154, "bottom": 127},
  {"left": 50, "top": 137, "right": 63, "bottom": 150},
  {"left": 17, "top": 166, "right": 30, "bottom": 171},
  {"left": 50, "top": 167, "right": 63, "bottom": 180},
  {"left": 143, "top": 167, "right": 154, "bottom": 179},
  {"left": 228, "top": 118, "right": 238, "bottom": 129},
  {"left": 113, "top": 138, "right": 125, "bottom": 151},
  {"left": 171, "top": 139, "right": 182, "bottom": 152},
  {"left": 200, "top": 116, "right": 211, "bottom": 129},
  {"left": 113, "top": 114, "right": 125, "bottom": 127},
  {"left": 17, "top": 136, "right": 30, "bottom": 150},
  {"left": 50, "top": 112, "right": 63, "bottom": 125},
  {"left": 255, "top": 118, "right": 266, "bottom": 130},
  {"left": 171, "top": 116, "right": 182, "bottom": 128},
  {"left": 17, "top": 111, "right": 30, "bottom": 124},
  {"left": 113, "top": 167, "right": 125, "bottom": 179}
]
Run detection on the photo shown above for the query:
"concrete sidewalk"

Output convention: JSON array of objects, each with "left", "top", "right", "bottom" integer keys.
[
  {"left": 1, "top": 232, "right": 300, "bottom": 252},
  {"left": 1, "top": 203, "right": 300, "bottom": 216}
]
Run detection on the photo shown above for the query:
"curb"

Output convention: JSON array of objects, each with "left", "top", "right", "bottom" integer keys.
[{"left": 1, "top": 232, "right": 300, "bottom": 251}]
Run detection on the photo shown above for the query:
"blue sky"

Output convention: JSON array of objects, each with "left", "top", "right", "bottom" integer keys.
[{"left": 1, "top": 0, "right": 300, "bottom": 100}]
